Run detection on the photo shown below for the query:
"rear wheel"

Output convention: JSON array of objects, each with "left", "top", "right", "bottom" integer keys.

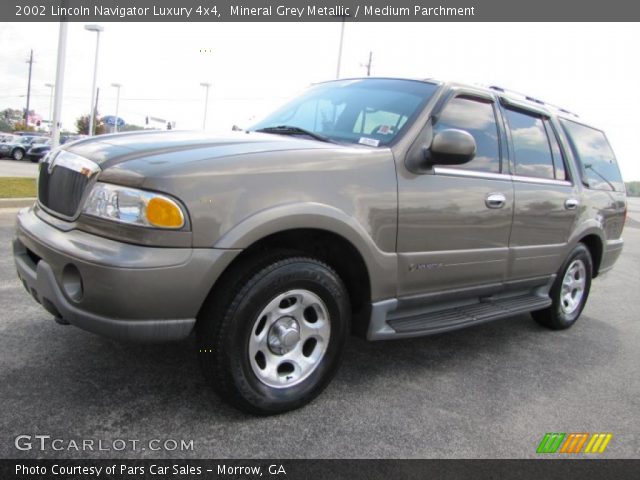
[
  {"left": 12, "top": 148, "right": 25, "bottom": 161},
  {"left": 532, "top": 243, "right": 593, "bottom": 330},
  {"left": 197, "top": 253, "right": 350, "bottom": 415}
]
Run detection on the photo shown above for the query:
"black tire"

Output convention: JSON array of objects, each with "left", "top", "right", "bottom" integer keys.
[
  {"left": 532, "top": 243, "right": 593, "bottom": 330},
  {"left": 197, "top": 252, "right": 350, "bottom": 415},
  {"left": 12, "top": 148, "right": 25, "bottom": 161}
]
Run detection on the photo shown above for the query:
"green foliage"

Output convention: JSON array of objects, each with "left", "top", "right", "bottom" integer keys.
[
  {"left": 625, "top": 182, "right": 640, "bottom": 197},
  {"left": 75, "top": 112, "right": 106, "bottom": 135},
  {"left": 0, "top": 108, "right": 28, "bottom": 132}
]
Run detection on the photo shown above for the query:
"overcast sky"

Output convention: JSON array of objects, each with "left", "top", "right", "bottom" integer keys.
[{"left": 1, "top": 22, "right": 639, "bottom": 180}]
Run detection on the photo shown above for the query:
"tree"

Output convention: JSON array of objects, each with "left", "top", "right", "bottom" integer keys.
[
  {"left": 11, "top": 121, "right": 35, "bottom": 133},
  {"left": 75, "top": 111, "right": 106, "bottom": 135},
  {"left": 0, "top": 108, "right": 26, "bottom": 132},
  {"left": 626, "top": 182, "right": 640, "bottom": 197}
]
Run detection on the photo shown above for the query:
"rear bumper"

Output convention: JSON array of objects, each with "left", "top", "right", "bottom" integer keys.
[{"left": 13, "top": 207, "right": 240, "bottom": 342}]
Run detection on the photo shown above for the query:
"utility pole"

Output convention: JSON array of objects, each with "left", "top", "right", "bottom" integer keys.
[
  {"left": 24, "top": 49, "right": 34, "bottom": 125},
  {"left": 51, "top": 22, "right": 68, "bottom": 149},
  {"left": 200, "top": 82, "right": 211, "bottom": 130},
  {"left": 45, "top": 83, "right": 54, "bottom": 131},
  {"left": 364, "top": 51, "right": 373, "bottom": 76},
  {"left": 111, "top": 83, "right": 121, "bottom": 133},
  {"left": 93, "top": 87, "right": 100, "bottom": 134}
]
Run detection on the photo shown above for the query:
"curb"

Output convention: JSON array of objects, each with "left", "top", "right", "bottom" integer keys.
[{"left": 0, "top": 197, "right": 36, "bottom": 209}]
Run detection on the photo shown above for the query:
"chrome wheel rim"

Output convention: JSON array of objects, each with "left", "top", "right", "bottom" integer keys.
[
  {"left": 248, "top": 289, "right": 331, "bottom": 389},
  {"left": 560, "top": 259, "right": 587, "bottom": 315}
]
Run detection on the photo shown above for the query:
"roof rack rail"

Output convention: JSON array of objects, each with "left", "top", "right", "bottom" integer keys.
[{"left": 488, "top": 85, "right": 579, "bottom": 118}]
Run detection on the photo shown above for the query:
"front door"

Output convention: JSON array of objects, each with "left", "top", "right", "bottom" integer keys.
[{"left": 397, "top": 92, "right": 514, "bottom": 298}]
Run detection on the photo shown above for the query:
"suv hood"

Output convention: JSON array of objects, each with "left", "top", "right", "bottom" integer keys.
[{"left": 63, "top": 130, "right": 339, "bottom": 169}]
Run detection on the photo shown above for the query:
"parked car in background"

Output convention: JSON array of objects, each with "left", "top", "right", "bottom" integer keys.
[
  {"left": 26, "top": 139, "right": 52, "bottom": 163},
  {"left": 0, "top": 133, "right": 17, "bottom": 143},
  {"left": 60, "top": 134, "right": 88, "bottom": 145},
  {"left": 0, "top": 135, "right": 49, "bottom": 160}
]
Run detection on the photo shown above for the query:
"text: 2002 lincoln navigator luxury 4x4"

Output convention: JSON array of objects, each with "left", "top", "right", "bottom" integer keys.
[{"left": 14, "top": 78, "right": 626, "bottom": 414}]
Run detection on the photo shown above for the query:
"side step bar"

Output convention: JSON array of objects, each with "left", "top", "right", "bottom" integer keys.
[{"left": 367, "top": 294, "right": 551, "bottom": 340}]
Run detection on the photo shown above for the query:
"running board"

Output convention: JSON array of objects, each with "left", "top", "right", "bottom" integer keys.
[{"left": 367, "top": 294, "right": 551, "bottom": 340}]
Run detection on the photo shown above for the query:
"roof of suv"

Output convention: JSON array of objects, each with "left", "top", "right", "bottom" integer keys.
[{"left": 320, "top": 76, "right": 588, "bottom": 127}]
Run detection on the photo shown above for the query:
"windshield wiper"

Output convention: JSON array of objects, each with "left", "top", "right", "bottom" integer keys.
[{"left": 254, "top": 125, "right": 333, "bottom": 143}]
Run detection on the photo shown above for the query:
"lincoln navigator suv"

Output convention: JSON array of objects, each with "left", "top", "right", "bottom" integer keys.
[{"left": 13, "top": 78, "right": 626, "bottom": 414}]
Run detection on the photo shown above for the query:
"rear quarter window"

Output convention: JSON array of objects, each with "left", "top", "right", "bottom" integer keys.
[{"left": 561, "top": 119, "right": 624, "bottom": 192}]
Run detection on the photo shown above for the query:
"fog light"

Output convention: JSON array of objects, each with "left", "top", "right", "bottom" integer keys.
[{"left": 62, "top": 264, "right": 83, "bottom": 302}]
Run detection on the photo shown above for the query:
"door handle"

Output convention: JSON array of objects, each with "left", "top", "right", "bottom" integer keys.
[
  {"left": 565, "top": 198, "right": 579, "bottom": 210},
  {"left": 485, "top": 193, "right": 506, "bottom": 209}
]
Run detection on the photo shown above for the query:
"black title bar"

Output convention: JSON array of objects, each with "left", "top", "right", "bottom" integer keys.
[
  {"left": 3, "top": 459, "right": 640, "bottom": 480},
  {"left": 3, "top": 0, "right": 640, "bottom": 22}
]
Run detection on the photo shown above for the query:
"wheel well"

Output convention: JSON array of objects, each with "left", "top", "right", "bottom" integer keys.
[
  {"left": 580, "top": 234, "right": 603, "bottom": 277},
  {"left": 211, "top": 229, "right": 372, "bottom": 335}
]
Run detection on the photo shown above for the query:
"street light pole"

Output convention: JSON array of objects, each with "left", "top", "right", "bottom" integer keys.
[
  {"left": 200, "top": 82, "right": 211, "bottom": 130},
  {"left": 336, "top": 19, "right": 346, "bottom": 79},
  {"left": 45, "top": 83, "right": 54, "bottom": 132},
  {"left": 111, "top": 83, "right": 121, "bottom": 133},
  {"left": 84, "top": 24, "right": 104, "bottom": 136},
  {"left": 51, "top": 22, "right": 68, "bottom": 150}
]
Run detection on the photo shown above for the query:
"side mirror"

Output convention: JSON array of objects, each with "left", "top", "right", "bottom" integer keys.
[{"left": 426, "top": 129, "right": 476, "bottom": 166}]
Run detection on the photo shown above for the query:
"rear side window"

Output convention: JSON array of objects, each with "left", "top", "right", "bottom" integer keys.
[
  {"left": 434, "top": 96, "right": 501, "bottom": 173},
  {"left": 504, "top": 108, "right": 555, "bottom": 180},
  {"left": 544, "top": 120, "right": 568, "bottom": 181},
  {"left": 561, "top": 119, "right": 624, "bottom": 192}
]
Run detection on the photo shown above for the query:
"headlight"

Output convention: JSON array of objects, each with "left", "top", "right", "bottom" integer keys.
[{"left": 83, "top": 183, "right": 186, "bottom": 229}]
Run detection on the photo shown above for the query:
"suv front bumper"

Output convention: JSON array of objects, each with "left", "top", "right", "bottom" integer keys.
[{"left": 13, "top": 207, "right": 240, "bottom": 342}]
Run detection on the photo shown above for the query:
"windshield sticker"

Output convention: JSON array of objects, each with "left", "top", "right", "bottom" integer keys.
[
  {"left": 377, "top": 125, "right": 393, "bottom": 135},
  {"left": 359, "top": 137, "right": 380, "bottom": 147}
]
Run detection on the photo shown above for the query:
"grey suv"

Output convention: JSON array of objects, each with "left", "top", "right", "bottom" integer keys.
[{"left": 13, "top": 78, "right": 626, "bottom": 414}]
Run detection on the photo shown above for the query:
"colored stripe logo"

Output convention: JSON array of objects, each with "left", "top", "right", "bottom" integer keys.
[{"left": 537, "top": 433, "right": 612, "bottom": 454}]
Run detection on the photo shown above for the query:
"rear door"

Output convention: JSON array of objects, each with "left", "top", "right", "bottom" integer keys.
[
  {"left": 397, "top": 91, "right": 514, "bottom": 297},
  {"left": 500, "top": 101, "right": 580, "bottom": 280}
]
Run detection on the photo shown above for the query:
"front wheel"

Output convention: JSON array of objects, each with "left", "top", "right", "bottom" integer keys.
[
  {"left": 197, "top": 255, "right": 350, "bottom": 415},
  {"left": 532, "top": 243, "right": 593, "bottom": 330}
]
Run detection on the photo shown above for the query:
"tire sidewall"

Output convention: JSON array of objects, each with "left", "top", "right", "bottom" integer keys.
[
  {"left": 552, "top": 244, "right": 593, "bottom": 326},
  {"left": 13, "top": 148, "right": 24, "bottom": 161},
  {"left": 226, "top": 261, "right": 349, "bottom": 412}
]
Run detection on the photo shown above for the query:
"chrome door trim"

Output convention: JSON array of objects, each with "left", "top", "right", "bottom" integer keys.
[
  {"left": 434, "top": 166, "right": 511, "bottom": 182},
  {"left": 434, "top": 166, "right": 573, "bottom": 187},
  {"left": 510, "top": 175, "right": 572, "bottom": 187}
]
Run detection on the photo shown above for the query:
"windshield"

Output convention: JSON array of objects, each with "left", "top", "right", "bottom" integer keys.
[{"left": 251, "top": 79, "right": 439, "bottom": 147}]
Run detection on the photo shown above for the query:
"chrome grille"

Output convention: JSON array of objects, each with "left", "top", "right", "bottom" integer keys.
[{"left": 38, "top": 151, "right": 100, "bottom": 218}]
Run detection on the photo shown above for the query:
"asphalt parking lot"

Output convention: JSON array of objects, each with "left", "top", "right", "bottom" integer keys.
[{"left": 1, "top": 200, "right": 638, "bottom": 459}]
